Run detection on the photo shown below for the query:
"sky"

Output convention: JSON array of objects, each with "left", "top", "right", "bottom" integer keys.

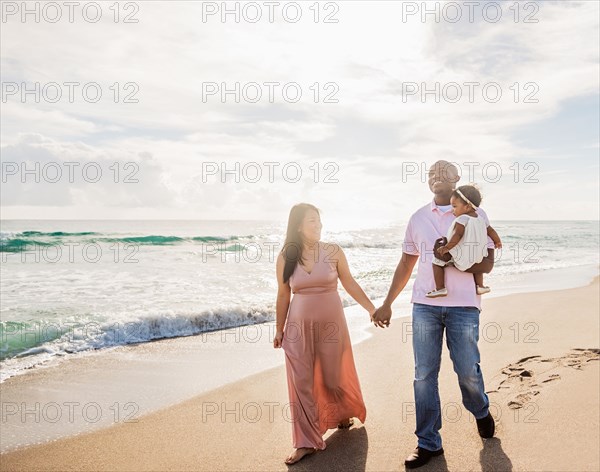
[{"left": 1, "top": 0, "right": 599, "bottom": 226}]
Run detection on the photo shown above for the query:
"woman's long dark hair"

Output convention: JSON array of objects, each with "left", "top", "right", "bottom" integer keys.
[{"left": 281, "top": 203, "right": 320, "bottom": 284}]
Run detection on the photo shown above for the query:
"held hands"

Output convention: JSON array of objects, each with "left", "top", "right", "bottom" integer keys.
[
  {"left": 371, "top": 303, "right": 392, "bottom": 328},
  {"left": 273, "top": 331, "right": 283, "bottom": 349}
]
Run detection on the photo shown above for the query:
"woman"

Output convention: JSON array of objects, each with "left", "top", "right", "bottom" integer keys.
[{"left": 273, "top": 203, "right": 376, "bottom": 465}]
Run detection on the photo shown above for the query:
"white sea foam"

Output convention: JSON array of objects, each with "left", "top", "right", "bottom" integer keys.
[{"left": 1, "top": 219, "right": 598, "bottom": 381}]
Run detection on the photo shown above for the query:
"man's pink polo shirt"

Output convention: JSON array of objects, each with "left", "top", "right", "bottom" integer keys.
[{"left": 402, "top": 199, "right": 495, "bottom": 310}]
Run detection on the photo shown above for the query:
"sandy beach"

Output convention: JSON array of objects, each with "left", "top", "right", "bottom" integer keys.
[
  {"left": 3, "top": 0, "right": 598, "bottom": 470},
  {"left": 1, "top": 276, "right": 598, "bottom": 472}
]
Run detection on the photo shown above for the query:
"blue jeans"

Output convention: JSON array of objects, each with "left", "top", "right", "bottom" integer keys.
[{"left": 412, "top": 303, "right": 490, "bottom": 451}]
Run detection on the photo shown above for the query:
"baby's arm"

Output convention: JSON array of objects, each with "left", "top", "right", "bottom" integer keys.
[
  {"left": 437, "top": 223, "right": 465, "bottom": 255},
  {"left": 487, "top": 225, "right": 502, "bottom": 249}
]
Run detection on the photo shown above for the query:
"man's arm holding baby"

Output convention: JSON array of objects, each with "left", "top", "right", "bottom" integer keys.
[
  {"left": 462, "top": 208, "right": 496, "bottom": 274},
  {"left": 432, "top": 237, "right": 495, "bottom": 274},
  {"left": 437, "top": 224, "right": 465, "bottom": 255}
]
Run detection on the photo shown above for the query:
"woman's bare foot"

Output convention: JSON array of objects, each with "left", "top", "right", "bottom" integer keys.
[
  {"left": 284, "top": 447, "right": 316, "bottom": 465},
  {"left": 337, "top": 418, "right": 354, "bottom": 429}
]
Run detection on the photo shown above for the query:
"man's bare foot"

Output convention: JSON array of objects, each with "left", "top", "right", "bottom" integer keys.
[{"left": 284, "top": 447, "right": 316, "bottom": 465}]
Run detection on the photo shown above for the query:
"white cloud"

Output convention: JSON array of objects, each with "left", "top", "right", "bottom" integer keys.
[{"left": 1, "top": 1, "right": 598, "bottom": 222}]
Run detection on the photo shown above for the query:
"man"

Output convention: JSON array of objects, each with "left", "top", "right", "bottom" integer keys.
[{"left": 372, "top": 160, "right": 496, "bottom": 469}]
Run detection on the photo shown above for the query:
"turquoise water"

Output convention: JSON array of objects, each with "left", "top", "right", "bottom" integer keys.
[{"left": 1, "top": 219, "right": 598, "bottom": 381}]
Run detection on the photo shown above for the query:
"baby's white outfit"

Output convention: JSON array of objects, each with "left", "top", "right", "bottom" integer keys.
[{"left": 433, "top": 213, "right": 489, "bottom": 271}]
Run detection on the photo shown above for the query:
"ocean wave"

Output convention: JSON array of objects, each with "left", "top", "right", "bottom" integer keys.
[
  {"left": 97, "top": 235, "right": 251, "bottom": 245},
  {"left": 339, "top": 241, "right": 400, "bottom": 249},
  {"left": 20, "top": 231, "right": 99, "bottom": 237},
  {"left": 0, "top": 229, "right": 404, "bottom": 251},
  {"left": 98, "top": 235, "right": 185, "bottom": 245},
  {"left": 0, "top": 238, "right": 54, "bottom": 252},
  {"left": 0, "top": 306, "right": 274, "bottom": 381},
  {"left": 192, "top": 236, "right": 244, "bottom": 242},
  {"left": 0, "top": 232, "right": 255, "bottom": 250}
]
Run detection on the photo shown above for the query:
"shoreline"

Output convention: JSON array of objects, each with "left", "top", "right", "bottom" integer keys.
[
  {"left": 1, "top": 274, "right": 598, "bottom": 470},
  {"left": 2, "top": 262, "right": 597, "bottom": 385},
  {"left": 0, "top": 264, "right": 598, "bottom": 455}
]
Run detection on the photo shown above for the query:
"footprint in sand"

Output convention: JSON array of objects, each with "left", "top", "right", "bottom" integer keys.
[
  {"left": 541, "top": 374, "right": 560, "bottom": 383},
  {"left": 488, "top": 348, "right": 599, "bottom": 409}
]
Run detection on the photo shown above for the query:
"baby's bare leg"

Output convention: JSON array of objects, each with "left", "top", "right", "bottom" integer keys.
[
  {"left": 473, "top": 272, "right": 484, "bottom": 288},
  {"left": 433, "top": 263, "right": 446, "bottom": 290}
]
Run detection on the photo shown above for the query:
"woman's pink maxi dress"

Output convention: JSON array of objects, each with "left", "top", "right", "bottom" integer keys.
[{"left": 281, "top": 242, "right": 367, "bottom": 450}]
